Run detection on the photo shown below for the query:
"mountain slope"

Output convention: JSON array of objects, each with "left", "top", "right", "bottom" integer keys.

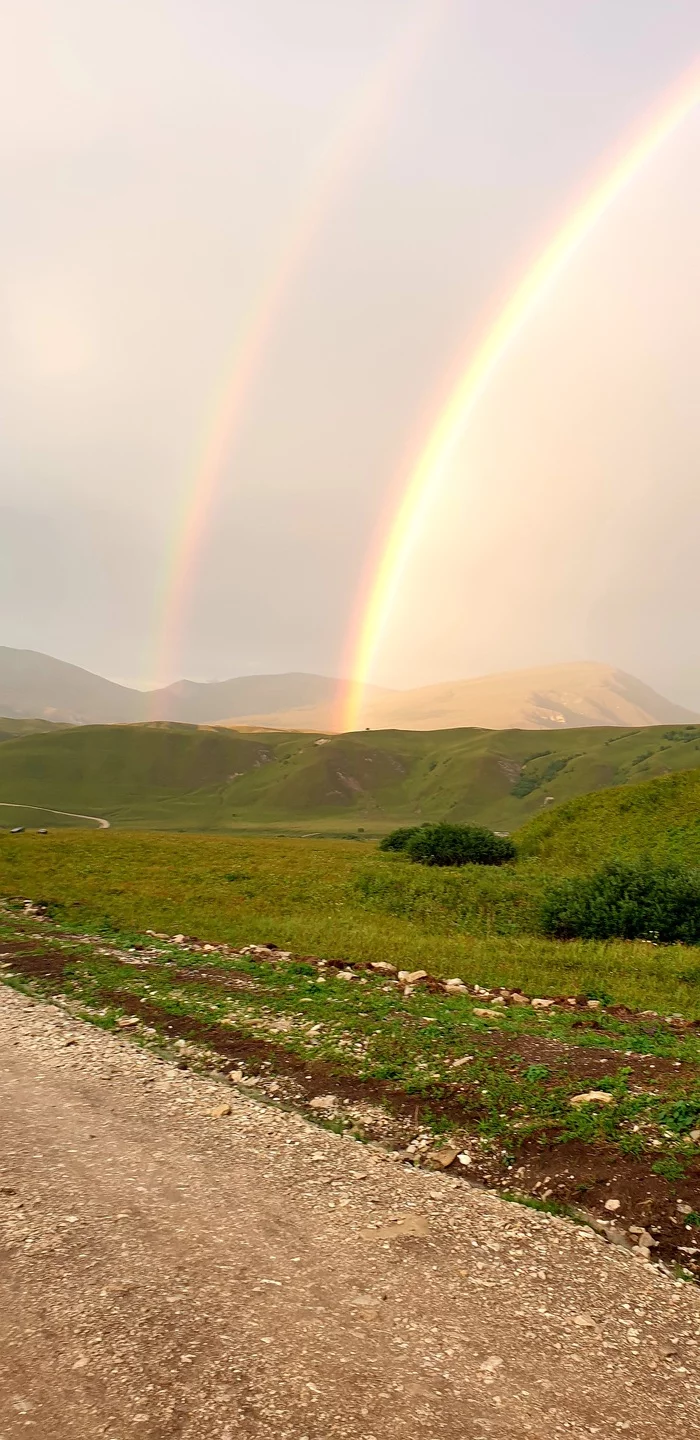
[
  {"left": 0, "top": 648, "right": 696, "bottom": 731},
  {"left": 518, "top": 767, "right": 700, "bottom": 869},
  {"left": 2, "top": 719, "right": 700, "bottom": 832},
  {"left": 358, "top": 662, "right": 699, "bottom": 731},
  {"left": 148, "top": 673, "right": 390, "bottom": 724},
  {"left": 0, "top": 725, "right": 277, "bottom": 821},
  {"left": 0, "top": 648, "right": 144, "bottom": 724},
  {"left": 0, "top": 649, "right": 389, "bottom": 727},
  {"left": 210, "top": 663, "right": 700, "bottom": 731}
]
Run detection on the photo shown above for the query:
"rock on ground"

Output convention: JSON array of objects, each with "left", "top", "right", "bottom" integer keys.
[{"left": 0, "top": 987, "right": 699, "bottom": 1439}]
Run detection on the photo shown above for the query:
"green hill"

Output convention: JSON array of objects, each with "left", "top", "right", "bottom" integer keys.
[
  {"left": 0, "top": 717, "right": 63, "bottom": 743},
  {"left": 518, "top": 767, "right": 700, "bottom": 869},
  {"left": 2, "top": 718, "right": 700, "bottom": 833}
]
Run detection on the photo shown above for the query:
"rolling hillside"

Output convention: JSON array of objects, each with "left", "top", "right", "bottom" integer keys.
[
  {"left": 2, "top": 718, "right": 700, "bottom": 832},
  {"left": 518, "top": 767, "right": 700, "bottom": 868},
  {"left": 0, "top": 717, "right": 62, "bottom": 743},
  {"left": 1, "top": 648, "right": 696, "bottom": 731}
]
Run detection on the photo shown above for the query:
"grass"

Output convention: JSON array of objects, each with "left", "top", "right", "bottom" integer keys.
[
  {"left": 0, "top": 804, "right": 94, "bottom": 828},
  {"left": 519, "top": 767, "right": 700, "bottom": 868},
  {"left": 3, "top": 718, "right": 700, "bottom": 833},
  {"left": 2, "top": 829, "right": 700, "bottom": 1016},
  {"left": 2, "top": 897, "right": 699, "bottom": 1119},
  {"left": 0, "top": 717, "right": 63, "bottom": 742}
]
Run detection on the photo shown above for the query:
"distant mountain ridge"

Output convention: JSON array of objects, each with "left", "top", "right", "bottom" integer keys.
[
  {"left": 0, "top": 649, "right": 364, "bottom": 727},
  {"left": 0, "top": 647, "right": 696, "bottom": 731}
]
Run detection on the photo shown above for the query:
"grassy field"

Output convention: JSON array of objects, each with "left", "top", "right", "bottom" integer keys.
[
  {"left": 2, "top": 828, "right": 700, "bottom": 1016},
  {"left": 0, "top": 804, "right": 93, "bottom": 829},
  {"left": 2, "top": 718, "right": 700, "bottom": 833}
]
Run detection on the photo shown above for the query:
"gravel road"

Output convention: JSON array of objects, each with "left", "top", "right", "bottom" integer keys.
[{"left": 1, "top": 986, "right": 699, "bottom": 1440}]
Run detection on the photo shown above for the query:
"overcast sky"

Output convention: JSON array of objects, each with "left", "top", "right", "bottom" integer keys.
[{"left": 2, "top": 0, "right": 700, "bottom": 702}]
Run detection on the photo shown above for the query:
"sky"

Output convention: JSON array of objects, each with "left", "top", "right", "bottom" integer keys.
[{"left": 2, "top": 0, "right": 700, "bottom": 703}]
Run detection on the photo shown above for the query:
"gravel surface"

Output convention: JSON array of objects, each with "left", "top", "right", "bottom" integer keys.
[{"left": 1, "top": 987, "right": 699, "bottom": 1439}]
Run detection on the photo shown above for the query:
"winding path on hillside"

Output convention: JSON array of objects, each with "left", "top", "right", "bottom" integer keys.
[
  {"left": 0, "top": 985, "right": 699, "bottom": 1439},
  {"left": 0, "top": 802, "right": 110, "bottom": 829}
]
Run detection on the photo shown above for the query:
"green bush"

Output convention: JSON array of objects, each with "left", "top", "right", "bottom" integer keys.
[
  {"left": 541, "top": 860, "right": 700, "bottom": 944},
  {"left": 404, "top": 822, "right": 516, "bottom": 868},
  {"left": 379, "top": 826, "right": 423, "bottom": 853},
  {"left": 511, "top": 756, "right": 569, "bottom": 799}
]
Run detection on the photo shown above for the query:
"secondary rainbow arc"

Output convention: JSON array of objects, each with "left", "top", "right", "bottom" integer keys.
[{"left": 148, "top": 0, "right": 449, "bottom": 708}]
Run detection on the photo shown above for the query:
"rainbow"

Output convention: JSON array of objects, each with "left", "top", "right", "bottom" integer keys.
[
  {"left": 149, "top": 0, "right": 449, "bottom": 705},
  {"left": 340, "top": 61, "right": 700, "bottom": 733}
]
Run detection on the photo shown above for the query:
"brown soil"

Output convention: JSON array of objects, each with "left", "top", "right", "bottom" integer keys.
[
  {"left": 96, "top": 984, "right": 431, "bottom": 1125},
  {"left": 487, "top": 1028, "right": 697, "bottom": 1088},
  {"left": 511, "top": 1134, "right": 699, "bottom": 1262},
  {"left": 0, "top": 943, "right": 69, "bottom": 982}
]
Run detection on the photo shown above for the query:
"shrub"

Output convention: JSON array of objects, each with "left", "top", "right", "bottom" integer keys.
[
  {"left": 404, "top": 822, "right": 516, "bottom": 868},
  {"left": 540, "top": 859, "right": 700, "bottom": 944},
  {"left": 512, "top": 756, "right": 569, "bottom": 799},
  {"left": 379, "top": 826, "right": 423, "bottom": 853}
]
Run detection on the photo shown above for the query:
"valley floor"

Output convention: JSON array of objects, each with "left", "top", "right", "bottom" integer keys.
[{"left": 1, "top": 985, "right": 700, "bottom": 1440}]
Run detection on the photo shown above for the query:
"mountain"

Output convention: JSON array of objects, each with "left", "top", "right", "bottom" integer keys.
[
  {"left": 147, "top": 673, "right": 388, "bottom": 725},
  {"left": 220, "top": 662, "right": 699, "bottom": 731},
  {"left": 0, "top": 648, "right": 144, "bottom": 724},
  {"left": 0, "top": 648, "right": 696, "bottom": 731},
  {"left": 359, "top": 662, "right": 700, "bottom": 731},
  {"left": 0, "top": 649, "right": 376, "bottom": 727},
  {"left": 1, "top": 718, "right": 700, "bottom": 834}
]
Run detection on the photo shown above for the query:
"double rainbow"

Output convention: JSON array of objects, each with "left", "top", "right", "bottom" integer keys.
[
  {"left": 340, "top": 61, "right": 700, "bottom": 732},
  {"left": 149, "top": 0, "right": 449, "bottom": 702}
]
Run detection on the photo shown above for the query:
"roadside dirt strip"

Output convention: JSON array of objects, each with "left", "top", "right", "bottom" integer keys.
[{"left": 1, "top": 989, "right": 699, "bottom": 1440}]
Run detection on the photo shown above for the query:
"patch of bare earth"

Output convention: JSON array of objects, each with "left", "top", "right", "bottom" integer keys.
[{"left": 1, "top": 986, "right": 700, "bottom": 1439}]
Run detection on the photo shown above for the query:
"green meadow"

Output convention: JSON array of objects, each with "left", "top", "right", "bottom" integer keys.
[
  {"left": 3, "top": 776, "right": 700, "bottom": 1270},
  {"left": 2, "top": 826, "right": 700, "bottom": 1016},
  {"left": 1, "top": 718, "right": 700, "bottom": 834}
]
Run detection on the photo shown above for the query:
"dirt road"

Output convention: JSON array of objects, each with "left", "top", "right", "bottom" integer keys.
[
  {"left": 0, "top": 803, "right": 110, "bottom": 828},
  {"left": 1, "top": 987, "right": 699, "bottom": 1439}
]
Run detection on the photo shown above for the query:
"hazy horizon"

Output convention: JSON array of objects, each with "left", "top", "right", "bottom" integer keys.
[
  {"left": 5, "top": 642, "right": 698, "bottom": 717},
  {"left": 3, "top": 2, "right": 700, "bottom": 706}
]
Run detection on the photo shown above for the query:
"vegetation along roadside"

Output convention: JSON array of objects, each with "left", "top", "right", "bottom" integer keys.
[{"left": 1, "top": 826, "right": 699, "bottom": 1280}]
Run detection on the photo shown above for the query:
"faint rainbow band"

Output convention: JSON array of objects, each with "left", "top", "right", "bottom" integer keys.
[{"left": 147, "top": 0, "right": 451, "bottom": 711}]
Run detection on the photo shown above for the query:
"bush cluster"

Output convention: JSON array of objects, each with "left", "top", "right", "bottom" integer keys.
[
  {"left": 378, "top": 826, "right": 422, "bottom": 853},
  {"left": 541, "top": 859, "right": 700, "bottom": 945},
  {"left": 380, "top": 822, "right": 516, "bottom": 868}
]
